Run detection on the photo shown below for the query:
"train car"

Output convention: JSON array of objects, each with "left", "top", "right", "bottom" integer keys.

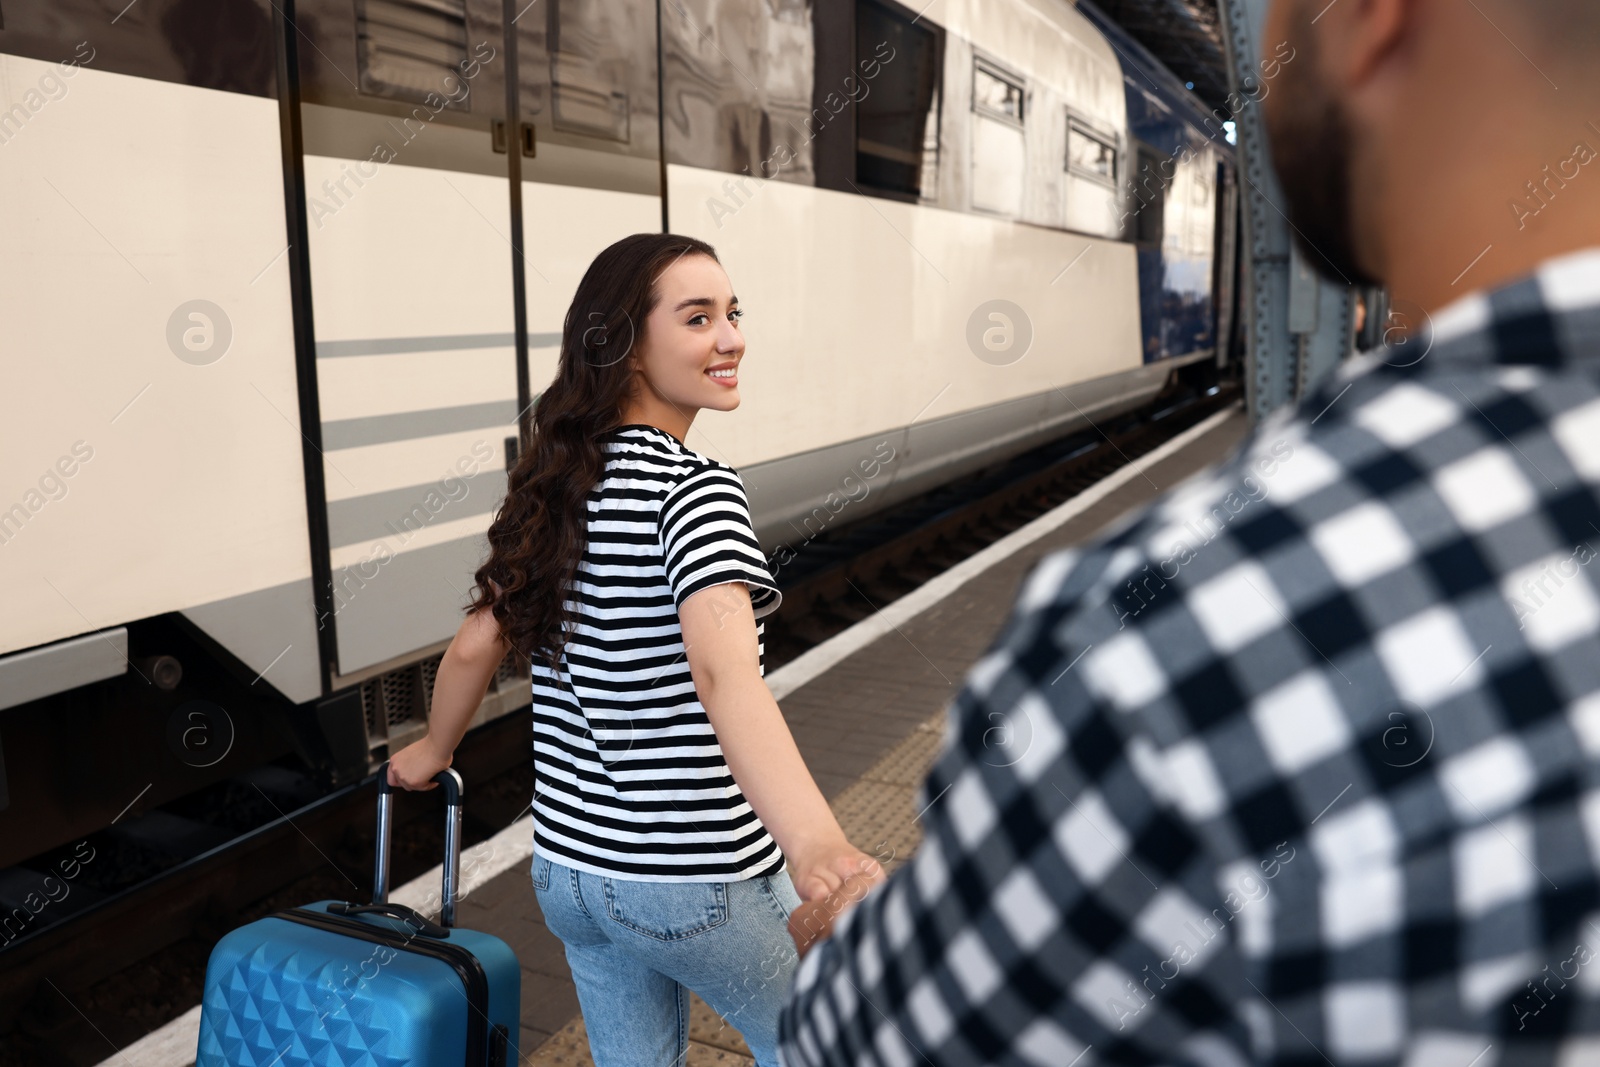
[
  {"left": 0, "top": 0, "right": 1236, "bottom": 944},
  {"left": 1073, "top": 0, "right": 1240, "bottom": 369}
]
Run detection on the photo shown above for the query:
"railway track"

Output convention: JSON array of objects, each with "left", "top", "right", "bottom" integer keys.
[
  {"left": 761, "top": 380, "right": 1240, "bottom": 670},
  {"left": 0, "top": 378, "right": 1240, "bottom": 1067}
]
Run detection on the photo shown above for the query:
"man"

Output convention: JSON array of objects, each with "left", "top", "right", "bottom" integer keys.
[{"left": 778, "top": 0, "right": 1600, "bottom": 1063}]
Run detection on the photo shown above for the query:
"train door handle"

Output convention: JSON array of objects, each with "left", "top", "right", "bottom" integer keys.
[{"left": 491, "top": 121, "right": 536, "bottom": 158}]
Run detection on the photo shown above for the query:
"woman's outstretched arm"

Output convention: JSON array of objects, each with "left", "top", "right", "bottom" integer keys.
[
  {"left": 679, "top": 581, "right": 886, "bottom": 903},
  {"left": 387, "top": 604, "right": 511, "bottom": 789}
]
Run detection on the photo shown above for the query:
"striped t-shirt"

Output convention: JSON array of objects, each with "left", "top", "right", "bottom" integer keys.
[{"left": 528, "top": 423, "right": 786, "bottom": 882}]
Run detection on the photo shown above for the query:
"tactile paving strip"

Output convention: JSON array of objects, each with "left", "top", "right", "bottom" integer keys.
[
  {"left": 523, "top": 711, "right": 948, "bottom": 1065},
  {"left": 529, "top": 1008, "right": 755, "bottom": 1067},
  {"left": 829, "top": 713, "right": 947, "bottom": 875},
  {"left": 687, "top": 993, "right": 753, "bottom": 1056}
]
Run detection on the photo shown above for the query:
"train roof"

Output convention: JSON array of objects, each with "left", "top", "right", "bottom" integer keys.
[
  {"left": 1074, "top": 0, "right": 1238, "bottom": 154},
  {"left": 1073, "top": 0, "right": 1232, "bottom": 111}
]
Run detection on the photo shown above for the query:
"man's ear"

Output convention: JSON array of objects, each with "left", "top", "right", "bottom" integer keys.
[{"left": 1320, "top": 0, "right": 1412, "bottom": 90}]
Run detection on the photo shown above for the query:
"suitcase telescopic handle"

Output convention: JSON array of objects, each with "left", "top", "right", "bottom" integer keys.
[{"left": 373, "top": 763, "right": 465, "bottom": 929}]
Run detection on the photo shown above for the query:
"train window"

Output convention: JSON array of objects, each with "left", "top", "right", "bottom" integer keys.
[
  {"left": 973, "top": 60, "right": 1023, "bottom": 125},
  {"left": 970, "top": 55, "right": 1024, "bottom": 216},
  {"left": 548, "top": 0, "right": 630, "bottom": 141},
  {"left": 854, "top": 0, "right": 942, "bottom": 199},
  {"left": 355, "top": 0, "right": 471, "bottom": 108},
  {"left": 1067, "top": 120, "right": 1116, "bottom": 184}
]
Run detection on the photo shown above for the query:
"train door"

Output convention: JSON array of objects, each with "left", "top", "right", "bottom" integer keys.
[
  {"left": 1213, "top": 159, "right": 1240, "bottom": 369},
  {"left": 509, "top": 0, "right": 662, "bottom": 406},
  {"left": 1131, "top": 142, "right": 1169, "bottom": 362},
  {"left": 290, "top": 0, "right": 663, "bottom": 685},
  {"left": 291, "top": 0, "right": 522, "bottom": 683}
]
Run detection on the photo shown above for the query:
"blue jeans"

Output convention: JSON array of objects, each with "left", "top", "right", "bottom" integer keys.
[{"left": 531, "top": 853, "right": 803, "bottom": 1067}]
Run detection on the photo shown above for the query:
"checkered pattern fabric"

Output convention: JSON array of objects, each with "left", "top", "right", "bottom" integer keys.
[{"left": 777, "top": 247, "right": 1600, "bottom": 1067}]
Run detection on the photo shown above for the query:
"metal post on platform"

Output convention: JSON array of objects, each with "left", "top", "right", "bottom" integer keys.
[{"left": 1214, "top": 0, "right": 1360, "bottom": 420}]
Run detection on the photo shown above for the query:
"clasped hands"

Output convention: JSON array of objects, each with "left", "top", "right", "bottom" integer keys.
[{"left": 787, "top": 846, "right": 887, "bottom": 959}]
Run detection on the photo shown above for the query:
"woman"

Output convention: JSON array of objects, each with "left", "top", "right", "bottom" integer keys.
[{"left": 387, "top": 232, "right": 883, "bottom": 1066}]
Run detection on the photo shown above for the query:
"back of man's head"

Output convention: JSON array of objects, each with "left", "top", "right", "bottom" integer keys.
[{"left": 1261, "top": 0, "right": 1600, "bottom": 316}]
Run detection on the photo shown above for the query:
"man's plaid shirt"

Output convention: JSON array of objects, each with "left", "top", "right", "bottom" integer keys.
[{"left": 777, "top": 247, "right": 1600, "bottom": 1067}]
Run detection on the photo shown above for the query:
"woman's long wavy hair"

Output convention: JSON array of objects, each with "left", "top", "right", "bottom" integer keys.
[{"left": 469, "top": 232, "right": 720, "bottom": 673}]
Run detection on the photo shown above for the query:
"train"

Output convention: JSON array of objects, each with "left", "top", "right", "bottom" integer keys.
[{"left": 0, "top": 0, "right": 1238, "bottom": 945}]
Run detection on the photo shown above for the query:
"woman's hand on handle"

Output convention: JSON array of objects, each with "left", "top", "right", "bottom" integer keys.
[
  {"left": 386, "top": 603, "right": 506, "bottom": 793},
  {"left": 387, "top": 737, "right": 453, "bottom": 791}
]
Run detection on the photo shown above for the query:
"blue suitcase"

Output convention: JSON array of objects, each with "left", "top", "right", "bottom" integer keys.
[{"left": 195, "top": 765, "right": 521, "bottom": 1066}]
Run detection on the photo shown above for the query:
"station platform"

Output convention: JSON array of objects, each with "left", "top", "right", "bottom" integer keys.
[{"left": 103, "top": 402, "right": 1250, "bottom": 1067}]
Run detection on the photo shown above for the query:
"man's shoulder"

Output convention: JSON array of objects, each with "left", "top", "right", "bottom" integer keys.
[
  {"left": 1015, "top": 351, "right": 1579, "bottom": 637},
  {"left": 1009, "top": 392, "right": 1346, "bottom": 630}
]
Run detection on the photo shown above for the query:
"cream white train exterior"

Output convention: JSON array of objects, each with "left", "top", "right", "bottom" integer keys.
[{"left": 0, "top": 0, "right": 1234, "bottom": 874}]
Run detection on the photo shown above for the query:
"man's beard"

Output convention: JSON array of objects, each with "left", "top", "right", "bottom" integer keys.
[{"left": 1262, "top": 10, "right": 1385, "bottom": 289}]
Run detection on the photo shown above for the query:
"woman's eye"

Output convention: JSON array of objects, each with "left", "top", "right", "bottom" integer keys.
[
  {"left": 730, "top": 308, "right": 744, "bottom": 322},
  {"left": 688, "top": 313, "right": 707, "bottom": 326}
]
